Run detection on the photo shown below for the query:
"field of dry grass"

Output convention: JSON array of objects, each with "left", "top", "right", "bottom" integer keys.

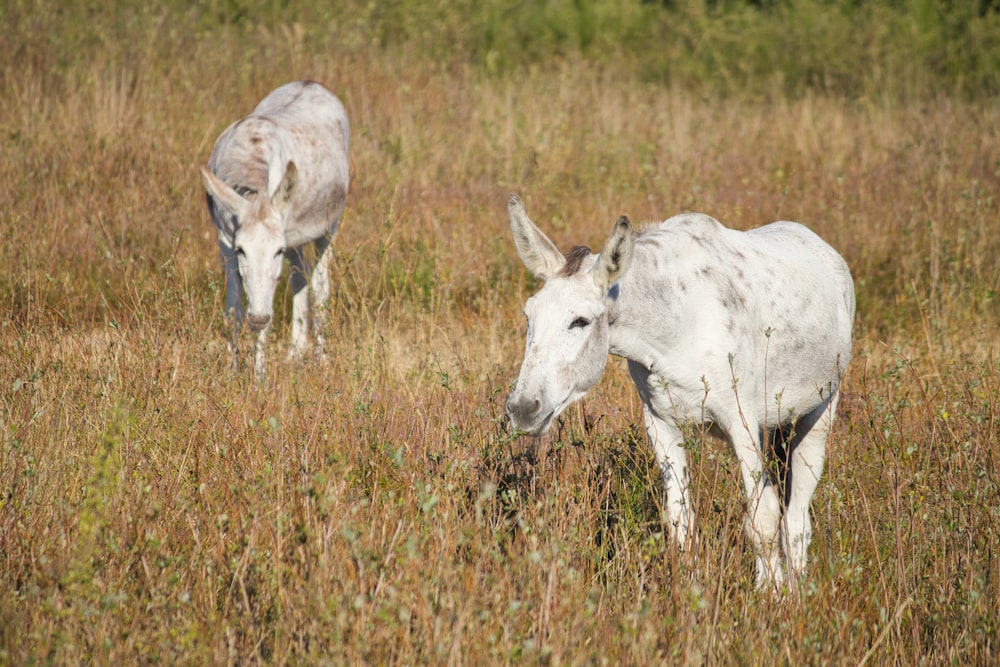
[{"left": 2, "top": 6, "right": 999, "bottom": 665}]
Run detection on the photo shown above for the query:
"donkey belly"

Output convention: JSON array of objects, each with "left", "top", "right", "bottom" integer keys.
[{"left": 749, "top": 307, "right": 850, "bottom": 424}]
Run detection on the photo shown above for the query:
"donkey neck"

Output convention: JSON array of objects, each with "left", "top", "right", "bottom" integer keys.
[
  {"left": 223, "top": 117, "right": 291, "bottom": 199},
  {"left": 605, "top": 246, "right": 685, "bottom": 371}
]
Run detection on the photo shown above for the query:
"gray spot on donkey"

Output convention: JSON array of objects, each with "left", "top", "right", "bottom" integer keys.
[
  {"left": 201, "top": 80, "right": 349, "bottom": 378},
  {"left": 505, "top": 194, "right": 855, "bottom": 591}
]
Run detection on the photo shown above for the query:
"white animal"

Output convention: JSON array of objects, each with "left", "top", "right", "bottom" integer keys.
[
  {"left": 506, "top": 194, "right": 855, "bottom": 590},
  {"left": 201, "top": 80, "right": 350, "bottom": 378}
]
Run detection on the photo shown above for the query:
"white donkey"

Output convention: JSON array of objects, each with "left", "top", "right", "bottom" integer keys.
[
  {"left": 506, "top": 194, "right": 855, "bottom": 590},
  {"left": 201, "top": 80, "right": 349, "bottom": 378}
]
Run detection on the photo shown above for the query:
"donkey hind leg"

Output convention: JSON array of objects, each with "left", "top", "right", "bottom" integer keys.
[
  {"left": 782, "top": 393, "right": 838, "bottom": 581},
  {"left": 727, "top": 414, "right": 784, "bottom": 590},
  {"left": 309, "top": 235, "right": 332, "bottom": 355},
  {"left": 286, "top": 246, "right": 311, "bottom": 359}
]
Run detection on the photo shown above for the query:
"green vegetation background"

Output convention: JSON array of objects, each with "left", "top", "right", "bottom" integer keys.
[{"left": 7, "top": 0, "right": 1000, "bottom": 100}]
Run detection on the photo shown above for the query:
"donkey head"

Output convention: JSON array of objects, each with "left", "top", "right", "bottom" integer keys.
[
  {"left": 202, "top": 162, "right": 298, "bottom": 330},
  {"left": 506, "top": 194, "right": 635, "bottom": 435}
]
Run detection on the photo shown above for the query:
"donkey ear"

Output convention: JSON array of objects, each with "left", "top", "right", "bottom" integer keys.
[
  {"left": 201, "top": 166, "right": 246, "bottom": 214},
  {"left": 593, "top": 215, "right": 635, "bottom": 291},
  {"left": 272, "top": 161, "right": 298, "bottom": 212},
  {"left": 508, "top": 194, "right": 565, "bottom": 280}
]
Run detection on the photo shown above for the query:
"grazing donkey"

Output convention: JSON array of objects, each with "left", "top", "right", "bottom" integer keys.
[
  {"left": 505, "top": 194, "right": 855, "bottom": 590},
  {"left": 201, "top": 80, "right": 349, "bottom": 378}
]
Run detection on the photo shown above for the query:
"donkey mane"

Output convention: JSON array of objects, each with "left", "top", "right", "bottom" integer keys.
[{"left": 559, "top": 245, "right": 593, "bottom": 276}]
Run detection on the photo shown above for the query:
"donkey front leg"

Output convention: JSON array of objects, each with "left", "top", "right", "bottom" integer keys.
[
  {"left": 309, "top": 235, "right": 332, "bottom": 355},
  {"left": 629, "top": 363, "right": 696, "bottom": 547},
  {"left": 253, "top": 322, "right": 270, "bottom": 380},
  {"left": 644, "top": 405, "right": 696, "bottom": 548},
  {"left": 219, "top": 242, "right": 245, "bottom": 372},
  {"left": 286, "top": 246, "right": 311, "bottom": 359}
]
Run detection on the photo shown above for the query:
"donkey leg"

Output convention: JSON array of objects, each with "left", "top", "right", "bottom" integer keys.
[
  {"left": 727, "top": 416, "right": 784, "bottom": 590},
  {"left": 253, "top": 322, "right": 270, "bottom": 380},
  {"left": 628, "top": 363, "right": 696, "bottom": 547},
  {"left": 219, "top": 242, "right": 245, "bottom": 371},
  {"left": 286, "top": 247, "right": 310, "bottom": 359},
  {"left": 310, "top": 235, "right": 332, "bottom": 354},
  {"left": 644, "top": 406, "right": 696, "bottom": 548},
  {"left": 783, "top": 393, "right": 837, "bottom": 579}
]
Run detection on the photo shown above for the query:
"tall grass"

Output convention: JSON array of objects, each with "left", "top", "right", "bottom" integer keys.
[{"left": 1, "top": 2, "right": 999, "bottom": 664}]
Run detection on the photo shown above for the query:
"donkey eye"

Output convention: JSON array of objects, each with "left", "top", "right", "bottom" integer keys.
[
  {"left": 235, "top": 246, "right": 246, "bottom": 257},
  {"left": 569, "top": 317, "right": 590, "bottom": 330}
]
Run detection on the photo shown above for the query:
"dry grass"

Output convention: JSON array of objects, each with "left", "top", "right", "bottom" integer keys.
[{"left": 2, "top": 14, "right": 999, "bottom": 666}]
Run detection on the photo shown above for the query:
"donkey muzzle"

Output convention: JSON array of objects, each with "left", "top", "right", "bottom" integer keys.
[
  {"left": 248, "top": 313, "right": 271, "bottom": 331},
  {"left": 506, "top": 394, "right": 546, "bottom": 431}
]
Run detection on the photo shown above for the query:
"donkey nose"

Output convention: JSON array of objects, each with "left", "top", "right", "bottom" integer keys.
[
  {"left": 506, "top": 395, "right": 541, "bottom": 420},
  {"left": 248, "top": 313, "right": 271, "bottom": 331}
]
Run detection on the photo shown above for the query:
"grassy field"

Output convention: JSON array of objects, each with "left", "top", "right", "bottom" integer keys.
[{"left": 2, "top": 2, "right": 999, "bottom": 664}]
